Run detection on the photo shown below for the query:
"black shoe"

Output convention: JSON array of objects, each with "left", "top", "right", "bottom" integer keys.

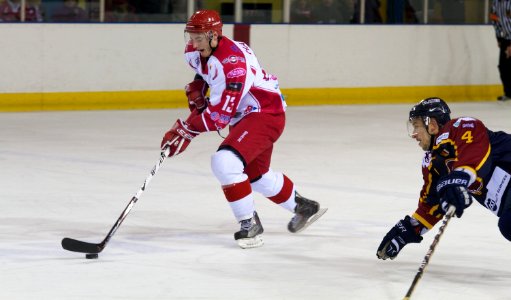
[
  {"left": 288, "top": 192, "right": 327, "bottom": 233},
  {"left": 234, "top": 211, "right": 264, "bottom": 248},
  {"left": 497, "top": 95, "right": 511, "bottom": 101}
]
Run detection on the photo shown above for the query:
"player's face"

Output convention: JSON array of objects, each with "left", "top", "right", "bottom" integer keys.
[
  {"left": 408, "top": 117, "right": 431, "bottom": 151},
  {"left": 187, "top": 32, "right": 216, "bottom": 58}
]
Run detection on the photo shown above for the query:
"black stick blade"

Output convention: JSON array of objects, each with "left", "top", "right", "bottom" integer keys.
[{"left": 61, "top": 237, "right": 103, "bottom": 254}]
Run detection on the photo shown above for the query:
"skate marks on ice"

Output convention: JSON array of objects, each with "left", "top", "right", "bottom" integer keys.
[{"left": 1, "top": 104, "right": 511, "bottom": 299}]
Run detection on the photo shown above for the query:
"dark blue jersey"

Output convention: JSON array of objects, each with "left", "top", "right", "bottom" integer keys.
[{"left": 484, "top": 129, "right": 511, "bottom": 215}]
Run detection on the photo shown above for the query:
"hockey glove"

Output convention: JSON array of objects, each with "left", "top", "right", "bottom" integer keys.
[
  {"left": 185, "top": 79, "right": 208, "bottom": 112},
  {"left": 161, "top": 119, "right": 199, "bottom": 157},
  {"left": 436, "top": 171, "right": 473, "bottom": 218},
  {"left": 376, "top": 215, "right": 423, "bottom": 260}
]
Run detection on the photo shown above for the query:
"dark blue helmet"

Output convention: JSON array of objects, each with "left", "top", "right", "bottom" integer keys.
[{"left": 409, "top": 97, "right": 451, "bottom": 126}]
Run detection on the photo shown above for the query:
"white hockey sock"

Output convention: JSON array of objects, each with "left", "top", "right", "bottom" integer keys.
[
  {"left": 251, "top": 169, "right": 296, "bottom": 213},
  {"left": 228, "top": 194, "right": 255, "bottom": 222}
]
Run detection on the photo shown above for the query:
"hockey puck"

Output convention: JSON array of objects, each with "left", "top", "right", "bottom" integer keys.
[{"left": 85, "top": 253, "right": 98, "bottom": 259}]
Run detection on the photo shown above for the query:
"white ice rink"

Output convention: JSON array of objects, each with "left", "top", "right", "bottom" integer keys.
[{"left": 1, "top": 102, "right": 511, "bottom": 300}]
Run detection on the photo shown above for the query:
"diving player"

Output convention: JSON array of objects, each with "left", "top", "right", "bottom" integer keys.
[{"left": 377, "top": 97, "right": 511, "bottom": 260}]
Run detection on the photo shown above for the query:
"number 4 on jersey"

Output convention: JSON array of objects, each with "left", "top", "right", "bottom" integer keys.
[{"left": 462, "top": 130, "right": 474, "bottom": 143}]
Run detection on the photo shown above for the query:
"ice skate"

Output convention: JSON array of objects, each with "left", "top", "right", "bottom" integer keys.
[
  {"left": 288, "top": 192, "right": 327, "bottom": 233},
  {"left": 234, "top": 211, "right": 264, "bottom": 249}
]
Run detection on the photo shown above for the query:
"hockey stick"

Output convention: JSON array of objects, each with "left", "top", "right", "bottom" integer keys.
[
  {"left": 402, "top": 206, "right": 456, "bottom": 300},
  {"left": 61, "top": 147, "right": 170, "bottom": 255}
]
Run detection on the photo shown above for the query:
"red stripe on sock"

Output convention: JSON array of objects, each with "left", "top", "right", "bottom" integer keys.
[
  {"left": 268, "top": 175, "right": 294, "bottom": 204},
  {"left": 222, "top": 179, "right": 252, "bottom": 202}
]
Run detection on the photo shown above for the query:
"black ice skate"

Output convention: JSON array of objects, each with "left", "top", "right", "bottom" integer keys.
[
  {"left": 234, "top": 211, "right": 264, "bottom": 249},
  {"left": 288, "top": 192, "right": 327, "bottom": 233}
]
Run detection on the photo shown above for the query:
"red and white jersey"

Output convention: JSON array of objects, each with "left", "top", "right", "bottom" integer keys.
[{"left": 184, "top": 36, "right": 286, "bottom": 132}]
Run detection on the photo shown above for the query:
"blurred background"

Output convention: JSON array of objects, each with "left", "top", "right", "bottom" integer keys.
[
  {"left": 0, "top": 1, "right": 502, "bottom": 111},
  {"left": 0, "top": 0, "right": 489, "bottom": 24}
]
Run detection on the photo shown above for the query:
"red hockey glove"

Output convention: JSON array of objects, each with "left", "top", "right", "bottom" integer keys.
[
  {"left": 185, "top": 79, "right": 208, "bottom": 112},
  {"left": 161, "top": 119, "right": 199, "bottom": 157}
]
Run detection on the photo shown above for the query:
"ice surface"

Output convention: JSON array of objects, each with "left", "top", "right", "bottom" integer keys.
[{"left": 1, "top": 102, "right": 510, "bottom": 299}]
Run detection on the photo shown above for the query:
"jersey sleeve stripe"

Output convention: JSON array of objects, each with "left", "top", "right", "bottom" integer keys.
[
  {"left": 412, "top": 212, "right": 434, "bottom": 229},
  {"left": 475, "top": 144, "right": 491, "bottom": 171}
]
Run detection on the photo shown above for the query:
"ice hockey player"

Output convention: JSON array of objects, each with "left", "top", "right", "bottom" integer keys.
[
  {"left": 160, "top": 10, "right": 327, "bottom": 249},
  {"left": 377, "top": 97, "right": 511, "bottom": 260}
]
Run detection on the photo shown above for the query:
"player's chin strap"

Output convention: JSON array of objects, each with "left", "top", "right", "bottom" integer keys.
[
  {"left": 208, "top": 34, "right": 221, "bottom": 55},
  {"left": 428, "top": 135, "right": 434, "bottom": 151},
  {"left": 208, "top": 32, "right": 216, "bottom": 50},
  {"left": 217, "top": 130, "right": 226, "bottom": 139},
  {"left": 427, "top": 123, "right": 446, "bottom": 151}
]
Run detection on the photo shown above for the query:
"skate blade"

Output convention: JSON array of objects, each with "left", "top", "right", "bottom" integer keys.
[
  {"left": 237, "top": 235, "right": 264, "bottom": 249},
  {"left": 293, "top": 208, "right": 328, "bottom": 233}
]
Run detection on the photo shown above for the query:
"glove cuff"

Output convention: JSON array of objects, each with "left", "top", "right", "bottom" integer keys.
[
  {"left": 171, "top": 119, "right": 200, "bottom": 141},
  {"left": 402, "top": 216, "right": 424, "bottom": 242},
  {"left": 436, "top": 170, "right": 471, "bottom": 194}
]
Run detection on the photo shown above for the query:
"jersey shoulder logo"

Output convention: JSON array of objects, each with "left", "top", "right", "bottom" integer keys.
[
  {"left": 435, "top": 132, "right": 449, "bottom": 145},
  {"left": 222, "top": 55, "right": 246, "bottom": 65},
  {"left": 453, "top": 117, "right": 476, "bottom": 128}
]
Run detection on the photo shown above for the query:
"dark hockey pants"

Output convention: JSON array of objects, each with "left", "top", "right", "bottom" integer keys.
[{"left": 498, "top": 191, "right": 511, "bottom": 241}]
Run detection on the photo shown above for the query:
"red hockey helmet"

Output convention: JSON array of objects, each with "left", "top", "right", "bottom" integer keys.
[{"left": 185, "top": 10, "right": 223, "bottom": 36}]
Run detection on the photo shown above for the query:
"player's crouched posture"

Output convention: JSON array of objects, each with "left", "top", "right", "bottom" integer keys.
[
  {"left": 160, "top": 10, "right": 327, "bottom": 249},
  {"left": 377, "top": 97, "right": 511, "bottom": 260}
]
